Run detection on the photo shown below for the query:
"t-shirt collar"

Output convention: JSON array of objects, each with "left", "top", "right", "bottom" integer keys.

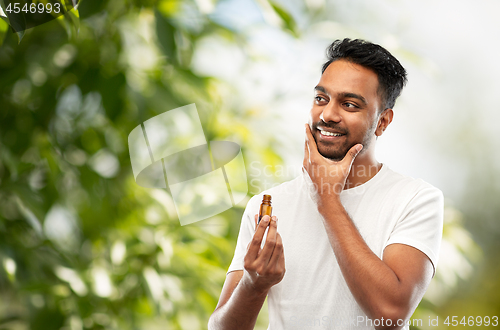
[{"left": 300, "top": 164, "right": 388, "bottom": 196}]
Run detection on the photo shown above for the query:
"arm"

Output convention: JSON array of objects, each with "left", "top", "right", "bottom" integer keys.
[
  {"left": 208, "top": 215, "right": 285, "bottom": 330},
  {"left": 303, "top": 124, "right": 434, "bottom": 329},
  {"left": 208, "top": 270, "right": 267, "bottom": 330},
  {"left": 318, "top": 197, "right": 433, "bottom": 329}
]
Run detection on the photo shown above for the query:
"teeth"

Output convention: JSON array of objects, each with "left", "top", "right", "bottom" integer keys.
[{"left": 320, "top": 129, "right": 343, "bottom": 137}]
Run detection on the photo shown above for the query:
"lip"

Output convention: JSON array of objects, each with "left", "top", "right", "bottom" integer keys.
[
  {"left": 316, "top": 127, "right": 346, "bottom": 141},
  {"left": 317, "top": 126, "right": 346, "bottom": 135}
]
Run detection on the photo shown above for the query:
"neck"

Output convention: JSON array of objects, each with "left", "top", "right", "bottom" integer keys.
[{"left": 344, "top": 149, "right": 381, "bottom": 189}]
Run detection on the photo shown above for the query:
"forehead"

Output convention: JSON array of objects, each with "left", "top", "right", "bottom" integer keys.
[{"left": 317, "top": 60, "right": 380, "bottom": 105}]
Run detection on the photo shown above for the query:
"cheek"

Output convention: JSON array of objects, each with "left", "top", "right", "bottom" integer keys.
[
  {"left": 347, "top": 116, "right": 375, "bottom": 137},
  {"left": 345, "top": 114, "right": 363, "bottom": 128},
  {"left": 309, "top": 107, "right": 321, "bottom": 123},
  {"left": 361, "top": 112, "right": 377, "bottom": 128}
]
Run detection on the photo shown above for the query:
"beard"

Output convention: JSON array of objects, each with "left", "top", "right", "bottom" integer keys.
[{"left": 311, "top": 120, "right": 376, "bottom": 161}]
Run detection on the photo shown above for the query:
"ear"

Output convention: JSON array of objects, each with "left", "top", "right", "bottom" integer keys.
[{"left": 375, "top": 108, "right": 393, "bottom": 137}]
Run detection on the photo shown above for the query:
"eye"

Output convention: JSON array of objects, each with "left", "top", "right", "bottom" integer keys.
[
  {"left": 315, "top": 95, "right": 327, "bottom": 103},
  {"left": 343, "top": 102, "right": 359, "bottom": 109}
]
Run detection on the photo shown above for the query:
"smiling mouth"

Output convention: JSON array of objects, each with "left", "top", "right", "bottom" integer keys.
[{"left": 317, "top": 127, "right": 346, "bottom": 137}]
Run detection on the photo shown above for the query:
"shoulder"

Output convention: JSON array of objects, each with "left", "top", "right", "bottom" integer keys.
[
  {"left": 381, "top": 166, "right": 443, "bottom": 199},
  {"left": 376, "top": 168, "right": 444, "bottom": 222}
]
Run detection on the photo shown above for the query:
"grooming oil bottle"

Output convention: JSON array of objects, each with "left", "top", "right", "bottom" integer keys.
[{"left": 258, "top": 195, "right": 272, "bottom": 224}]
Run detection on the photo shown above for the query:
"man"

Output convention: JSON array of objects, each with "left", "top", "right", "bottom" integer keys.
[{"left": 208, "top": 39, "right": 443, "bottom": 330}]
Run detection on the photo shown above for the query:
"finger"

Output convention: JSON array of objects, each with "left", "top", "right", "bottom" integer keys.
[
  {"left": 302, "top": 124, "right": 309, "bottom": 170},
  {"left": 258, "top": 216, "right": 278, "bottom": 265},
  {"left": 304, "top": 123, "right": 320, "bottom": 156},
  {"left": 342, "top": 144, "right": 363, "bottom": 166},
  {"left": 269, "top": 231, "right": 284, "bottom": 269},
  {"left": 246, "top": 215, "right": 271, "bottom": 260},
  {"left": 278, "top": 245, "right": 285, "bottom": 272},
  {"left": 247, "top": 214, "right": 260, "bottom": 250}
]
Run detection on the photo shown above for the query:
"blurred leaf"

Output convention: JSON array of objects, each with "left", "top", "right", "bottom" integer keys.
[
  {"left": 269, "top": 1, "right": 299, "bottom": 37},
  {"left": 0, "top": 0, "right": 8, "bottom": 20},
  {"left": 0, "top": 0, "right": 26, "bottom": 43},
  {"left": 65, "top": 7, "right": 80, "bottom": 33},
  {"left": 14, "top": 29, "right": 24, "bottom": 43},
  {"left": 56, "top": 8, "right": 80, "bottom": 39},
  {"left": 0, "top": 19, "right": 9, "bottom": 47},
  {"left": 155, "top": 9, "right": 177, "bottom": 64},
  {"left": 77, "top": 0, "right": 106, "bottom": 18},
  {"left": 157, "top": 0, "right": 181, "bottom": 17}
]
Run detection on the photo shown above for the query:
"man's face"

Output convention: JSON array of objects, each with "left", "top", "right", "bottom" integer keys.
[{"left": 308, "top": 59, "right": 382, "bottom": 161}]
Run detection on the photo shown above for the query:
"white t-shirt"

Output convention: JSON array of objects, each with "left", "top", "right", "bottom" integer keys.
[{"left": 227, "top": 164, "right": 444, "bottom": 330}]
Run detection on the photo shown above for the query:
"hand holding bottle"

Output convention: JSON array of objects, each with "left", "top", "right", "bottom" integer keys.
[{"left": 242, "top": 214, "right": 285, "bottom": 295}]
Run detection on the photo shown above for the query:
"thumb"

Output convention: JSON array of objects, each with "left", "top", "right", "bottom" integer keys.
[{"left": 345, "top": 144, "right": 363, "bottom": 165}]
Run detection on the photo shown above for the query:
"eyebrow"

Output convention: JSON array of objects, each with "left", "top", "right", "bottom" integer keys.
[{"left": 314, "top": 85, "right": 368, "bottom": 106}]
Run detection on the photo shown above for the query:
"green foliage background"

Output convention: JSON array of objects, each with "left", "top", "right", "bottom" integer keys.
[{"left": 0, "top": 1, "right": 284, "bottom": 329}]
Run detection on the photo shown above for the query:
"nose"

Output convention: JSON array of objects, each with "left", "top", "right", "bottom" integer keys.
[{"left": 320, "top": 101, "right": 342, "bottom": 123}]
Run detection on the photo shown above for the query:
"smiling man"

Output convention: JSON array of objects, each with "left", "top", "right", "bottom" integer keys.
[{"left": 209, "top": 39, "right": 444, "bottom": 330}]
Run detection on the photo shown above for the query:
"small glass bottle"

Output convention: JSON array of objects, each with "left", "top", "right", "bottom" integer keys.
[{"left": 258, "top": 194, "right": 272, "bottom": 224}]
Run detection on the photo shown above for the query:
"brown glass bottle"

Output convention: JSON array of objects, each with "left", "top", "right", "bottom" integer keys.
[{"left": 258, "top": 195, "right": 272, "bottom": 224}]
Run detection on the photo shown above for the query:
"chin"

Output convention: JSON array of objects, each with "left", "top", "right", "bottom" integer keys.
[
  {"left": 317, "top": 147, "right": 348, "bottom": 161},
  {"left": 324, "top": 154, "right": 346, "bottom": 162}
]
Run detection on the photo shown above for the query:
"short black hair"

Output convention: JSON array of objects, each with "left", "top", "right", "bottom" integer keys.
[{"left": 321, "top": 38, "right": 407, "bottom": 111}]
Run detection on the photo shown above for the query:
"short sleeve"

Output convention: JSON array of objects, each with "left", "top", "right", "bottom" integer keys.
[
  {"left": 227, "top": 196, "right": 259, "bottom": 274},
  {"left": 384, "top": 183, "right": 444, "bottom": 276}
]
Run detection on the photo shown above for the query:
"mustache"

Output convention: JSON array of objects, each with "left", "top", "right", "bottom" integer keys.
[{"left": 312, "top": 121, "right": 349, "bottom": 135}]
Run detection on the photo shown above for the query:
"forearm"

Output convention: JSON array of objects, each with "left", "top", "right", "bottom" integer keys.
[
  {"left": 208, "top": 273, "right": 268, "bottom": 330},
  {"left": 319, "top": 198, "right": 406, "bottom": 324}
]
